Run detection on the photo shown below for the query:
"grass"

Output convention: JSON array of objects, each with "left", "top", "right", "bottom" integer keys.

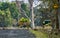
[
  {"left": 30, "top": 29, "right": 60, "bottom": 38},
  {"left": 50, "top": 34, "right": 60, "bottom": 38},
  {"left": 30, "top": 29, "right": 48, "bottom": 38},
  {"left": 49, "top": 31, "right": 60, "bottom": 38}
]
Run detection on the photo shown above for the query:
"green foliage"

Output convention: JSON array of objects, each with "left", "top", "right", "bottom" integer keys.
[
  {"left": 0, "top": 8, "right": 13, "bottom": 27},
  {"left": 0, "top": 2, "right": 10, "bottom": 10},
  {"left": 5, "top": 9, "right": 13, "bottom": 27},
  {"left": 0, "top": 2, "right": 18, "bottom": 27},
  {"left": 21, "top": 3, "right": 27, "bottom": 11},
  {"left": 9, "top": 2, "right": 19, "bottom": 20},
  {"left": 19, "top": 17, "right": 30, "bottom": 22},
  {"left": 0, "top": 2, "right": 19, "bottom": 20},
  {"left": 21, "top": 3, "right": 30, "bottom": 17},
  {"left": 0, "top": 10, "right": 5, "bottom": 15}
]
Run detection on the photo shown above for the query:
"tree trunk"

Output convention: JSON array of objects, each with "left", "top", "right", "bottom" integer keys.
[
  {"left": 15, "top": 0, "right": 21, "bottom": 21},
  {"left": 28, "top": 0, "right": 35, "bottom": 29},
  {"left": 15, "top": 0, "right": 30, "bottom": 20}
]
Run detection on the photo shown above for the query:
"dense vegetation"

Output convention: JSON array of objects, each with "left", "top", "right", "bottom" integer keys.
[
  {"left": 0, "top": 2, "right": 30, "bottom": 27},
  {"left": 0, "top": 1, "right": 57, "bottom": 27},
  {"left": 0, "top": 0, "right": 60, "bottom": 38},
  {"left": 0, "top": 2, "right": 20, "bottom": 27}
]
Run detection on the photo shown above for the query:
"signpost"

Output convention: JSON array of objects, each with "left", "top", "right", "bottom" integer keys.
[{"left": 53, "top": 0, "right": 60, "bottom": 31}]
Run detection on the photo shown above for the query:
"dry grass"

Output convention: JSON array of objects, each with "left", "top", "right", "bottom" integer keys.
[{"left": 30, "top": 29, "right": 48, "bottom": 38}]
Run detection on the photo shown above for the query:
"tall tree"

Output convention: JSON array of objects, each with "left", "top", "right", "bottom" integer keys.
[
  {"left": 38, "top": 0, "right": 60, "bottom": 30},
  {"left": 28, "top": 0, "right": 35, "bottom": 29},
  {"left": 15, "top": 0, "right": 21, "bottom": 21},
  {"left": 15, "top": 0, "right": 30, "bottom": 21}
]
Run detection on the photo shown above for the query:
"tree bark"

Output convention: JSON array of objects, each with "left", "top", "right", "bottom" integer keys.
[{"left": 28, "top": 0, "right": 35, "bottom": 29}]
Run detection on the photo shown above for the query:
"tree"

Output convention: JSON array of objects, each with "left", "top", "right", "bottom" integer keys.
[
  {"left": 0, "top": 8, "right": 13, "bottom": 27},
  {"left": 4, "top": 8, "right": 13, "bottom": 27},
  {"left": 9, "top": 2, "right": 19, "bottom": 21},
  {"left": 0, "top": 2, "right": 19, "bottom": 27},
  {"left": 35, "top": 0, "right": 57, "bottom": 29},
  {"left": 15, "top": 0, "right": 30, "bottom": 20},
  {"left": 38, "top": 0, "right": 60, "bottom": 33},
  {"left": 21, "top": 3, "right": 30, "bottom": 17},
  {"left": 0, "top": 10, "right": 5, "bottom": 27},
  {"left": 28, "top": 0, "right": 35, "bottom": 29}
]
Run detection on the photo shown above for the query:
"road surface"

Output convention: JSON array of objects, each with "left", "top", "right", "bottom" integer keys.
[{"left": 0, "top": 29, "right": 35, "bottom": 38}]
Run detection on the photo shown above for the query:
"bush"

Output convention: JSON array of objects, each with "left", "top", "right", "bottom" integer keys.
[{"left": 18, "top": 17, "right": 30, "bottom": 27}]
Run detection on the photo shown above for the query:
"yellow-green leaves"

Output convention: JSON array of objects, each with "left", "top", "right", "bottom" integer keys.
[{"left": 0, "top": 10, "right": 5, "bottom": 15}]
